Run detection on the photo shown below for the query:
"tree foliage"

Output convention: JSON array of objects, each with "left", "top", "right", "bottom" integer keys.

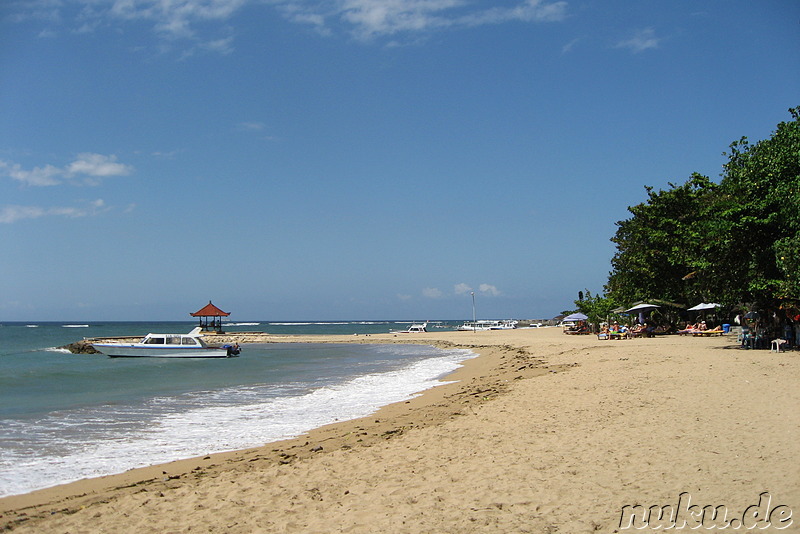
[
  {"left": 573, "top": 289, "right": 619, "bottom": 327},
  {"left": 606, "top": 107, "right": 800, "bottom": 310}
]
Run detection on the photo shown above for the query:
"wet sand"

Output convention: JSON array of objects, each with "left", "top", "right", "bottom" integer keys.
[{"left": 2, "top": 328, "right": 798, "bottom": 532}]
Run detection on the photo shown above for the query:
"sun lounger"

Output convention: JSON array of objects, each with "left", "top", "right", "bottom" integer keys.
[
  {"left": 692, "top": 328, "right": 724, "bottom": 336},
  {"left": 564, "top": 328, "right": 590, "bottom": 335}
]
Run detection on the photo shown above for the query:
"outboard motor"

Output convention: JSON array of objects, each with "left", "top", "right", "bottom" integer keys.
[{"left": 223, "top": 344, "right": 241, "bottom": 357}]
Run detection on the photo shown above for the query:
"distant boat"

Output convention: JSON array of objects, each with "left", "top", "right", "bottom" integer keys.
[
  {"left": 63, "top": 324, "right": 89, "bottom": 328},
  {"left": 390, "top": 322, "right": 428, "bottom": 333},
  {"left": 490, "top": 320, "right": 518, "bottom": 330},
  {"left": 456, "top": 320, "right": 517, "bottom": 331},
  {"left": 457, "top": 320, "right": 498, "bottom": 331},
  {"left": 92, "top": 327, "right": 240, "bottom": 358}
]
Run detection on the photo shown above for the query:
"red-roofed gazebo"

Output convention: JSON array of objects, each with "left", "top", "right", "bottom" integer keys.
[{"left": 190, "top": 301, "right": 230, "bottom": 333}]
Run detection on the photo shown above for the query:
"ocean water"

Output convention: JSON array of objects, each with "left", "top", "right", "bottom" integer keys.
[{"left": 0, "top": 321, "right": 472, "bottom": 497}]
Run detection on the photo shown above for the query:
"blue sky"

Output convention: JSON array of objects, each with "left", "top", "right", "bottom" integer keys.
[{"left": 1, "top": 1, "right": 798, "bottom": 321}]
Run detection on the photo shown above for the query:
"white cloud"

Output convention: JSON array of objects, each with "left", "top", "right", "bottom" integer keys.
[
  {"left": 0, "top": 160, "right": 62, "bottom": 186},
  {"left": 237, "top": 121, "right": 266, "bottom": 131},
  {"left": 479, "top": 283, "right": 500, "bottom": 296},
  {"left": 12, "top": 0, "right": 567, "bottom": 46},
  {"left": 1, "top": 154, "right": 133, "bottom": 187},
  {"left": 339, "top": 0, "right": 567, "bottom": 40},
  {"left": 459, "top": 0, "right": 567, "bottom": 27},
  {"left": 0, "top": 205, "right": 46, "bottom": 223},
  {"left": 397, "top": 293, "right": 412, "bottom": 301},
  {"left": 561, "top": 37, "right": 580, "bottom": 54},
  {"left": 66, "top": 153, "right": 133, "bottom": 178},
  {"left": 454, "top": 283, "right": 472, "bottom": 295},
  {"left": 615, "top": 27, "right": 660, "bottom": 53},
  {"left": 422, "top": 287, "right": 443, "bottom": 298},
  {"left": 203, "top": 36, "right": 235, "bottom": 54},
  {"left": 0, "top": 199, "right": 108, "bottom": 224},
  {"left": 109, "top": 0, "right": 249, "bottom": 38}
]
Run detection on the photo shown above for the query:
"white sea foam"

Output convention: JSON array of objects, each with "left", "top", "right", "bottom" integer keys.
[
  {"left": 0, "top": 347, "right": 475, "bottom": 497},
  {"left": 62, "top": 324, "right": 89, "bottom": 328}
]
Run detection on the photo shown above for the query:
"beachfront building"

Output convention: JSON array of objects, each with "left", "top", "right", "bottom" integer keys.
[{"left": 190, "top": 301, "right": 230, "bottom": 333}]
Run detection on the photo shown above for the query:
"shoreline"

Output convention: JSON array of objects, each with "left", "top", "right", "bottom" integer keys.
[
  {"left": 4, "top": 329, "right": 798, "bottom": 532},
  {"left": 3, "top": 332, "right": 557, "bottom": 521}
]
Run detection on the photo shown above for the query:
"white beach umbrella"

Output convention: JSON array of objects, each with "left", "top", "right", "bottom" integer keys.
[
  {"left": 623, "top": 303, "right": 661, "bottom": 314},
  {"left": 688, "top": 302, "right": 721, "bottom": 311},
  {"left": 624, "top": 303, "right": 660, "bottom": 324}
]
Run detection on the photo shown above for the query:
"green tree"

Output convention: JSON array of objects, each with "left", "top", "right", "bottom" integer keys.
[
  {"left": 606, "top": 106, "right": 800, "bottom": 310},
  {"left": 707, "top": 106, "right": 800, "bottom": 306},
  {"left": 606, "top": 174, "right": 717, "bottom": 305},
  {"left": 573, "top": 289, "right": 619, "bottom": 327}
]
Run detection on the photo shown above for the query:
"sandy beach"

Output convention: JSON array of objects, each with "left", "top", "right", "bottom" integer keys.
[{"left": 2, "top": 328, "right": 798, "bottom": 533}]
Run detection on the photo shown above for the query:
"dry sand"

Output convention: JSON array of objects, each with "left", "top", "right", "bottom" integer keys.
[{"left": 2, "top": 328, "right": 798, "bottom": 533}]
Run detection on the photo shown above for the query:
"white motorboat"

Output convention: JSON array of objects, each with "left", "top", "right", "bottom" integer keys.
[
  {"left": 457, "top": 320, "right": 500, "bottom": 331},
  {"left": 456, "top": 320, "right": 517, "bottom": 331},
  {"left": 490, "top": 320, "right": 518, "bottom": 330},
  {"left": 391, "top": 322, "right": 428, "bottom": 333},
  {"left": 92, "top": 327, "right": 240, "bottom": 358}
]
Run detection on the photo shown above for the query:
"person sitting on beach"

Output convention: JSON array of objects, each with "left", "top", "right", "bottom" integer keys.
[
  {"left": 698, "top": 321, "right": 708, "bottom": 331},
  {"left": 678, "top": 322, "right": 698, "bottom": 335}
]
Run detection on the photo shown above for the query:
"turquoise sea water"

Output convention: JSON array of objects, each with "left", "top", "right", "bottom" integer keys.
[{"left": 0, "top": 321, "right": 471, "bottom": 497}]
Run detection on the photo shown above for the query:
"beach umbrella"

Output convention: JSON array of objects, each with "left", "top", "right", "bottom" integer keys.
[
  {"left": 687, "top": 303, "right": 721, "bottom": 311},
  {"left": 624, "top": 303, "right": 660, "bottom": 325},
  {"left": 562, "top": 312, "right": 588, "bottom": 321},
  {"left": 623, "top": 303, "right": 660, "bottom": 314}
]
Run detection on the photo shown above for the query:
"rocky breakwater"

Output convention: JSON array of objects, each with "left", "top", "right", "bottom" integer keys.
[{"left": 61, "top": 336, "right": 141, "bottom": 354}]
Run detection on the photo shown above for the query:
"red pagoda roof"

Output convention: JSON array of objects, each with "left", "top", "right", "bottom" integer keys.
[{"left": 190, "top": 301, "right": 230, "bottom": 317}]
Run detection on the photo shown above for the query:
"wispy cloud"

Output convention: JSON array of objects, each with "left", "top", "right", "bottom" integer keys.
[
  {"left": 454, "top": 282, "right": 501, "bottom": 296},
  {"left": 561, "top": 36, "right": 580, "bottom": 54},
  {"left": 0, "top": 160, "right": 62, "bottom": 186},
  {"left": 453, "top": 282, "right": 501, "bottom": 296},
  {"left": 236, "top": 121, "right": 266, "bottom": 131},
  {"left": 422, "top": 287, "right": 443, "bottom": 298},
  {"left": 0, "top": 199, "right": 109, "bottom": 224},
  {"left": 11, "top": 0, "right": 568, "bottom": 47},
  {"left": 1, "top": 153, "right": 133, "bottom": 187},
  {"left": 615, "top": 27, "right": 660, "bottom": 53},
  {"left": 454, "top": 282, "right": 472, "bottom": 295},
  {"left": 321, "top": 0, "right": 568, "bottom": 40},
  {"left": 478, "top": 283, "right": 500, "bottom": 296},
  {"left": 66, "top": 153, "right": 133, "bottom": 178}
]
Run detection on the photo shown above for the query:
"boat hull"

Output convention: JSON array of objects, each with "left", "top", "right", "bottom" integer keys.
[{"left": 92, "top": 344, "right": 233, "bottom": 358}]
